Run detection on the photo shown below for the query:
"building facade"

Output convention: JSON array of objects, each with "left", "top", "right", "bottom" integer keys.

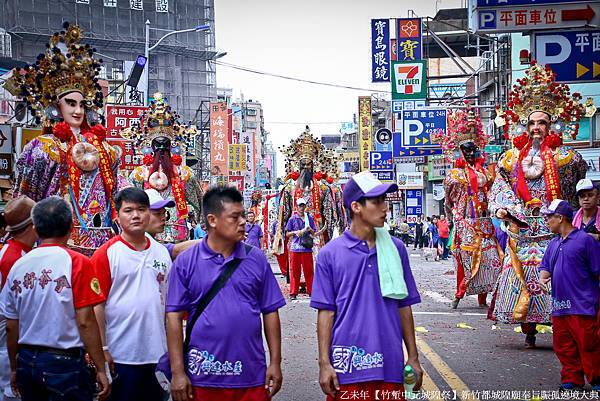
[{"left": 0, "top": 0, "right": 218, "bottom": 122}]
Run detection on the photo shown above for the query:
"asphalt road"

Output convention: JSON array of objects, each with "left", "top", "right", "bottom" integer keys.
[{"left": 266, "top": 249, "right": 598, "bottom": 401}]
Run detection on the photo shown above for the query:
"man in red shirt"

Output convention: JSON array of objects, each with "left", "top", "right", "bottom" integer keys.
[
  {"left": 436, "top": 214, "right": 450, "bottom": 260},
  {"left": 0, "top": 196, "right": 37, "bottom": 400},
  {"left": 0, "top": 196, "right": 110, "bottom": 401},
  {"left": 0, "top": 197, "right": 37, "bottom": 288}
]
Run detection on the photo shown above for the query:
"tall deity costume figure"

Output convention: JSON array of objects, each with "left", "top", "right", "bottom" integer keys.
[
  {"left": 489, "top": 62, "right": 588, "bottom": 347},
  {"left": 4, "top": 23, "right": 125, "bottom": 255},
  {"left": 436, "top": 104, "right": 502, "bottom": 310},
  {"left": 123, "top": 93, "right": 202, "bottom": 242},
  {"left": 272, "top": 127, "right": 346, "bottom": 258}
]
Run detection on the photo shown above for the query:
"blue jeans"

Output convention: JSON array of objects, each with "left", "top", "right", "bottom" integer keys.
[
  {"left": 107, "top": 363, "right": 165, "bottom": 401},
  {"left": 439, "top": 237, "right": 450, "bottom": 259},
  {"left": 16, "top": 347, "right": 93, "bottom": 401}
]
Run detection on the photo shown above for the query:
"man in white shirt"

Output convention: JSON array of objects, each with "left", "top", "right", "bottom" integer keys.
[
  {"left": 92, "top": 188, "right": 172, "bottom": 401},
  {"left": 1, "top": 196, "right": 110, "bottom": 401}
]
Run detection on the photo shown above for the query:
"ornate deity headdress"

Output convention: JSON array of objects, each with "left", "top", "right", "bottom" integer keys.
[
  {"left": 434, "top": 102, "right": 488, "bottom": 162},
  {"left": 501, "top": 62, "right": 585, "bottom": 141},
  {"left": 281, "top": 126, "right": 339, "bottom": 182},
  {"left": 251, "top": 190, "right": 263, "bottom": 203},
  {"left": 119, "top": 93, "right": 198, "bottom": 152},
  {"left": 2, "top": 22, "right": 104, "bottom": 125}
]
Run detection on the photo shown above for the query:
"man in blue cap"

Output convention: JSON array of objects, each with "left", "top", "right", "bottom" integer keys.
[
  {"left": 539, "top": 199, "right": 600, "bottom": 392},
  {"left": 312, "top": 171, "right": 422, "bottom": 401}
]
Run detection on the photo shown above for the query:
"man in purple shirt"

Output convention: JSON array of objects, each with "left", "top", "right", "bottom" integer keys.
[
  {"left": 245, "top": 210, "right": 264, "bottom": 250},
  {"left": 539, "top": 199, "right": 600, "bottom": 392},
  {"left": 165, "top": 186, "right": 285, "bottom": 401},
  {"left": 285, "top": 198, "right": 317, "bottom": 300},
  {"left": 312, "top": 172, "right": 423, "bottom": 401}
]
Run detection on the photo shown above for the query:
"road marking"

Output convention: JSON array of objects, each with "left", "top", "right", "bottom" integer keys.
[
  {"left": 416, "top": 336, "right": 479, "bottom": 401},
  {"left": 403, "top": 345, "right": 443, "bottom": 401},
  {"left": 423, "top": 291, "right": 453, "bottom": 303},
  {"left": 421, "top": 367, "right": 444, "bottom": 401},
  {"left": 413, "top": 311, "right": 486, "bottom": 317}
]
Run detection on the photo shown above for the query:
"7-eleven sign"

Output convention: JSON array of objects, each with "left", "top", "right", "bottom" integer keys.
[{"left": 391, "top": 60, "right": 427, "bottom": 100}]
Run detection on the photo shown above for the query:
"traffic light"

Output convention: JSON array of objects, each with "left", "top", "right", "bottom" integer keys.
[{"left": 127, "top": 55, "right": 147, "bottom": 88}]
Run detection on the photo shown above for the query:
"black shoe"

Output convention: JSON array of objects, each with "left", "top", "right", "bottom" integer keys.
[
  {"left": 525, "top": 334, "right": 537, "bottom": 349},
  {"left": 451, "top": 298, "right": 460, "bottom": 309}
]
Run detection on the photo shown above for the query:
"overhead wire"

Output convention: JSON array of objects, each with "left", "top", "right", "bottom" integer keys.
[{"left": 214, "top": 61, "right": 390, "bottom": 94}]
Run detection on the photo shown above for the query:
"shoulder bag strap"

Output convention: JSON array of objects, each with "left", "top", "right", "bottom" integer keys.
[{"left": 183, "top": 244, "right": 252, "bottom": 351}]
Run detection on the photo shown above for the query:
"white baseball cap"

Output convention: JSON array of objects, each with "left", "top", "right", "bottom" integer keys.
[
  {"left": 342, "top": 171, "right": 398, "bottom": 210},
  {"left": 145, "top": 189, "right": 175, "bottom": 210},
  {"left": 296, "top": 197, "right": 307, "bottom": 206},
  {"left": 576, "top": 178, "right": 596, "bottom": 195}
]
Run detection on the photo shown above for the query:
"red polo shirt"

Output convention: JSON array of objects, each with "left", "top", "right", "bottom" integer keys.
[{"left": 437, "top": 220, "right": 450, "bottom": 239}]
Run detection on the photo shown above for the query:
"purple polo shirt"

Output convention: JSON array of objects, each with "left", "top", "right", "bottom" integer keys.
[
  {"left": 245, "top": 222, "right": 263, "bottom": 249},
  {"left": 285, "top": 212, "right": 316, "bottom": 252},
  {"left": 164, "top": 243, "right": 175, "bottom": 258},
  {"left": 166, "top": 239, "right": 286, "bottom": 388},
  {"left": 539, "top": 229, "right": 600, "bottom": 317},
  {"left": 310, "top": 230, "right": 421, "bottom": 385}
]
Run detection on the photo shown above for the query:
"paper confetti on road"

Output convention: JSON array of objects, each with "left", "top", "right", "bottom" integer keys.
[
  {"left": 536, "top": 325, "right": 553, "bottom": 334},
  {"left": 415, "top": 326, "right": 429, "bottom": 333},
  {"left": 456, "top": 322, "right": 475, "bottom": 330}
]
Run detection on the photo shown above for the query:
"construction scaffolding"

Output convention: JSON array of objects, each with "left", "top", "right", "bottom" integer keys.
[
  {"left": 0, "top": 0, "right": 218, "bottom": 122},
  {"left": 421, "top": 7, "right": 512, "bottom": 143}
]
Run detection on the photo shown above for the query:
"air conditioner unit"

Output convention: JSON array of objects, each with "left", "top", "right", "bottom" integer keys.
[{"left": 13, "top": 101, "right": 30, "bottom": 124}]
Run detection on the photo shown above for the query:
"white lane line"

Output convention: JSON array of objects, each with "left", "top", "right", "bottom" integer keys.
[
  {"left": 413, "top": 311, "right": 487, "bottom": 316},
  {"left": 423, "top": 290, "right": 453, "bottom": 303}
]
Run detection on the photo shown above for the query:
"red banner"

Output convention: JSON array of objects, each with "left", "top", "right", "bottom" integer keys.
[
  {"left": 228, "top": 175, "right": 244, "bottom": 193},
  {"left": 210, "top": 102, "right": 229, "bottom": 176},
  {"left": 105, "top": 105, "right": 147, "bottom": 170}
]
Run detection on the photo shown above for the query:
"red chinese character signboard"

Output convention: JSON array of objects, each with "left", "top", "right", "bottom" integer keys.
[
  {"left": 228, "top": 175, "right": 244, "bottom": 193},
  {"left": 210, "top": 102, "right": 229, "bottom": 176},
  {"left": 105, "top": 105, "right": 147, "bottom": 170}
]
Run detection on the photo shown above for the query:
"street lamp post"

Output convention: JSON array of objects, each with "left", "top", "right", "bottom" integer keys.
[{"left": 143, "top": 20, "right": 211, "bottom": 106}]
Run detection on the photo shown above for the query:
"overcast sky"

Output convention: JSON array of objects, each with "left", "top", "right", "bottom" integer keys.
[{"left": 214, "top": 0, "right": 464, "bottom": 175}]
